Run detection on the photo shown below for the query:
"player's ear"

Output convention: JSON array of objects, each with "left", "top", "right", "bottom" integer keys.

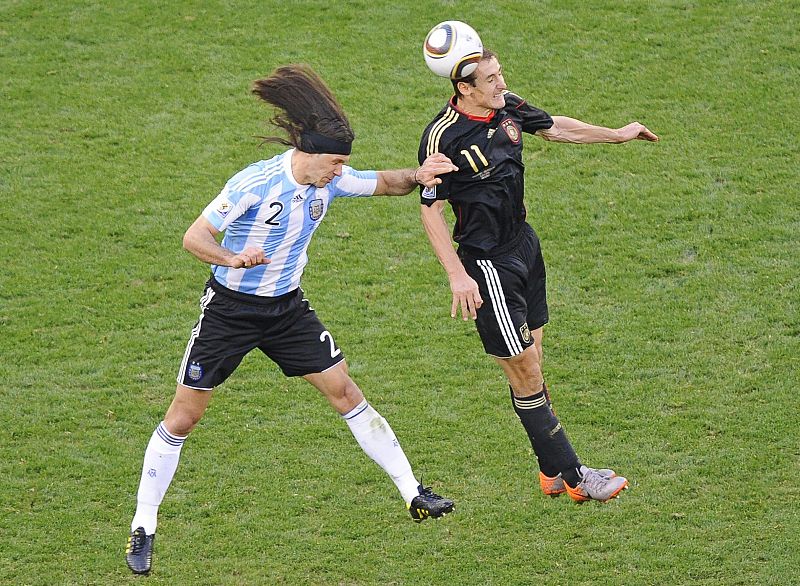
[{"left": 456, "top": 80, "right": 472, "bottom": 96}]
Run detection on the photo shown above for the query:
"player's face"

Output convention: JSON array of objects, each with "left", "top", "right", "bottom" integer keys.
[
  {"left": 464, "top": 57, "right": 507, "bottom": 112},
  {"left": 311, "top": 154, "right": 350, "bottom": 187}
]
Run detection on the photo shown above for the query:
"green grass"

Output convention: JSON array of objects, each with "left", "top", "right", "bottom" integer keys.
[{"left": 1, "top": 0, "right": 798, "bottom": 584}]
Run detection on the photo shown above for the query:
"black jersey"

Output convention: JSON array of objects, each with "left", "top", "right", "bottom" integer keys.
[{"left": 419, "top": 92, "right": 553, "bottom": 255}]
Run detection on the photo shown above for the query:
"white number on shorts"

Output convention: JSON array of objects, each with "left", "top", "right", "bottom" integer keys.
[{"left": 320, "top": 330, "right": 341, "bottom": 358}]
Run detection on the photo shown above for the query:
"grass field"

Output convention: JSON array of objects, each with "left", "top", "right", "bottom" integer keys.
[{"left": 1, "top": 1, "right": 798, "bottom": 584}]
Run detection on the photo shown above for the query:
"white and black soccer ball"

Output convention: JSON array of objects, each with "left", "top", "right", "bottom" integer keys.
[{"left": 423, "top": 20, "right": 484, "bottom": 80}]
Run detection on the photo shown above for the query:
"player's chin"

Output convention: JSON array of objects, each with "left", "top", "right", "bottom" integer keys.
[{"left": 492, "top": 95, "right": 506, "bottom": 108}]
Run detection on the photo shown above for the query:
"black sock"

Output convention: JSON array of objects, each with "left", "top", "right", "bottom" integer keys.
[
  {"left": 542, "top": 381, "right": 554, "bottom": 414},
  {"left": 510, "top": 388, "right": 581, "bottom": 483},
  {"left": 510, "top": 386, "right": 558, "bottom": 476},
  {"left": 561, "top": 465, "right": 583, "bottom": 489}
]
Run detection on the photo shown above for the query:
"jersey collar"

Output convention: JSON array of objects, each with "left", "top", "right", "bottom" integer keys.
[{"left": 449, "top": 96, "right": 496, "bottom": 122}]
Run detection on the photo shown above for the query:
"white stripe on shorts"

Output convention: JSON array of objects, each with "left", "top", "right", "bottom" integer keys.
[
  {"left": 477, "top": 259, "right": 523, "bottom": 356},
  {"left": 176, "top": 288, "right": 216, "bottom": 386}
]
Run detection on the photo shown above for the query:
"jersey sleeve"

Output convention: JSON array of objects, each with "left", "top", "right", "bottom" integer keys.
[
  {"left": 201, "top": 185, "right": 259, "bottom": 232},
  {"left": 418, "top": 124, "right": 452, "bottom": 206},
  {"left": 331, "top": 166, "right": 377, "bottom": 198},
  {"left": 505, "top": 91, "right": 554, "bottom": 134}
]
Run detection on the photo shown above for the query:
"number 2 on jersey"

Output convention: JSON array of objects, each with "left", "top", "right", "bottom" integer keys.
[
  {"left": 320, "top": 330, "right": 342, "bottom": 358},
  {"left": 265, "top": 202, "right": 283, "bottom": 226}
]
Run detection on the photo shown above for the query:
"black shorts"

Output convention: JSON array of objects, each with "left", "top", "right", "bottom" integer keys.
[
  {"left": 176, "top": 278, "right": 345, "bottom": 390},
  {"left": 459, "top": 224, "right": 549, "bottom": 358}
]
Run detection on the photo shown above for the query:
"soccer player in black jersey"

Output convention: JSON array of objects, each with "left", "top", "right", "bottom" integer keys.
[{"left": 418, "top": 49, "right": 658, "bottom": 503}]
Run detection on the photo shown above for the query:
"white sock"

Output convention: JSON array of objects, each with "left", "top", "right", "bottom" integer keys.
[
  {"left": 131, "top": 422, "right": 186, "bottom": 534},
  {"left": 342, "top": 400, "right": 421, "bottom": 504}
]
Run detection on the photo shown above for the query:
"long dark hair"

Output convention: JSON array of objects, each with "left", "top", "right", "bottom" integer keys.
[{"left": 252, "top": 65, "right": 354, "bottom": 148}]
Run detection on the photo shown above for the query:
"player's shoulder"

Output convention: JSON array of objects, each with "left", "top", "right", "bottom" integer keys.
[
  {"left": 502, "top": 90, "right": 528, "bottom": 109},
  {"left": 226, "top": 152, "right": 287, "bottom": 194},
  {"left": 423, "top": 101, "right": 459, "bottom": 133},
  {"left": 421, "top": 100, "right": 467, "bottom": 153}
]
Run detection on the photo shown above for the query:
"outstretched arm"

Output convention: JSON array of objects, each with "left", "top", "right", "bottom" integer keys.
[
  {"left": 183, "top": 216, "right": 270, "bottom": 269},
  {"left": 374, "top": 153, "right": 458, "bottom": 196},
  {"left": 536, "top": 116, "right": 659, "bottom": 144},
  {"left": 420, "top": 200, "right": 483, "bottom": 320}
]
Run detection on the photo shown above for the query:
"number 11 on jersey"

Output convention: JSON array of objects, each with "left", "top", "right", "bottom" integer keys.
[{"left": 460, "top": 144, "right": 489, "bottom": 172}]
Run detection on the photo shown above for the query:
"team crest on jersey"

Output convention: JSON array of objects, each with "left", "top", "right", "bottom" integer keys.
[
  {"left": 187, "top": 361, "right": 204, "bottom": 381},
  {"left": 216, "top": 201, "right": 232, "bottom": 218},
  {"left": 308, "top": 198, "right": 324, "bottom": 220},
  {"left": 422, "top": 185, "right": 436, "bottom": 199},
  {"left": 519, "top": 322, "right": 531, "bottom": 344},
  {"left": 502, "top": 119, "right": 521, "bottom": 144}
]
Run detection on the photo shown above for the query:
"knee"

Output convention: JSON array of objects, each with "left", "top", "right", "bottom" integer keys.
[
  {"left": 325, "top": 377, "right": 365, "bottom": 415},
  {"left": 339, "top": 378, "right": 365, "bottom": 412},
  {"left": 510, "top": 348, "right": 543, "bottom": 378},
  {"left": 162, "top": 411, "right": 200, "bottom": 437},
  {"left": 163, "top": 401, "right": 205, "bottom": 437},
  {"left": 505, "top": 349, "right": 544, "bottom": 395}
]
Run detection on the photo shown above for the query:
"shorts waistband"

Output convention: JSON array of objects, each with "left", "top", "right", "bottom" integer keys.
[{"left": 207, "top": 277, "right": 299, "bottom": 306}]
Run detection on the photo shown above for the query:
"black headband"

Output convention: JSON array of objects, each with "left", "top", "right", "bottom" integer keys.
[{"left": 299, "top": 130, "right": 352, "bottom": 155}]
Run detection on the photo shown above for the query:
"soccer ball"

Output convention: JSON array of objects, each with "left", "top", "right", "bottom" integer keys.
[{"left": 423, "top": 21, "right": 484, "bottom": 80}]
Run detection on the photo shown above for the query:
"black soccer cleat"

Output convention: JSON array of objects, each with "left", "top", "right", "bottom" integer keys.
[
  {"left": 407, "top": 485, "right": 455, "bottom": 522},
  {"left": 125, "top": 527, "right": 155, "bottom": 575}
]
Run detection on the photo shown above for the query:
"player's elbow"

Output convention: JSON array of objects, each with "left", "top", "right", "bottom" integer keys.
[
  {"left": 182, "top": 227, "right": 201, "bottom": 255},
  {"left": 536, "top": 128, "right": 554, "bottom": 142},
  {"left": 182, "top": 230, "right": 192, "bottom": 252}
]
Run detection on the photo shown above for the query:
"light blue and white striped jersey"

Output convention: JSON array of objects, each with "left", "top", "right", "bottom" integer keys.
[{"left": 202, "top": 149, "right": 377, "bottom": 296}]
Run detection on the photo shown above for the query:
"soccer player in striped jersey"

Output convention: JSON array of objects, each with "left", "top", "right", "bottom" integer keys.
[
  {"left": 418, "top": 49, "right": 658, "bottom": 504},
  {"left": 125, "top": 65, "right": 458, "bottom": 575}
]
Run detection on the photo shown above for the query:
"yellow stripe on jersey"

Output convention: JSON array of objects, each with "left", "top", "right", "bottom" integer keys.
[{"left": 426, "top": 107, "right": 459, "bottom": 157}]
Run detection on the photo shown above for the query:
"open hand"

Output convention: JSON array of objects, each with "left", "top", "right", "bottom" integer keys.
[{"left": 450, "top": 272, "right": 483, "bottom": 321}]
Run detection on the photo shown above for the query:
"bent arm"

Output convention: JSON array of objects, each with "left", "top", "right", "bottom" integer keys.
[
  {"left": 183, "top": 216, "right": 269, "bottom": 269},
  {"left": 374, "top": 153, "right": 458, "bottom": 196},
  {"left": 537, "top": 116, "right": 659, "bottom": 144},
  {"left": 420, "top": 200, "right": 483, "bottom": 320}
]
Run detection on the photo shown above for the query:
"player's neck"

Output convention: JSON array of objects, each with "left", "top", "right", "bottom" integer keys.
[
  {"left": 454, "top": 96, "right": 494, "bottom": 119},
  {"left": 290, "top": 149, "right": 314, "bottom": 185}
]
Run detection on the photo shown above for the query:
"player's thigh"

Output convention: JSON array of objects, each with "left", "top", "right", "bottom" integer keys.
[
  {"left": 464, "top": 255, "right": 533, "bottom": 358},
  {"left": 524, "top": 238, "right": 549, "bottom": 331},
  {"left": 177, "top": 287, "right": 262, "bottom": 390},
  {"left": 258, "top": 299, "right": 345, "bottom": 378}
]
